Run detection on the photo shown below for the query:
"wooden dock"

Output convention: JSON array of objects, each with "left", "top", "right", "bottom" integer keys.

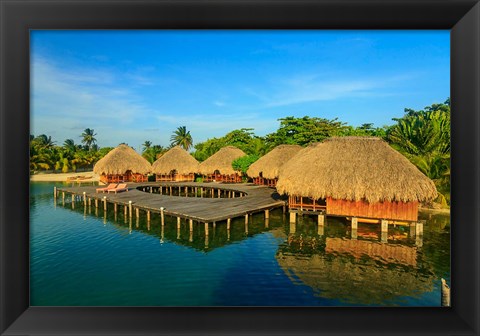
[{"left": 55, "top": 182, "right": 286, "bottom": 225}]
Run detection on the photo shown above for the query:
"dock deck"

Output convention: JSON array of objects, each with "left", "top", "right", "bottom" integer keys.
[{"left": 56, "top": 182, "right": 286, "bottom": 223}]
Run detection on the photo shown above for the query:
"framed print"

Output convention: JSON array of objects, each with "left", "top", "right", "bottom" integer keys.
[{"left": 1, "top": 0, "right": 479, "bottom": 335}]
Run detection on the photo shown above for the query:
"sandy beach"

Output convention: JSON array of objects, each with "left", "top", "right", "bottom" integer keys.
[{"left": 30, "top": 171, "right": 100, "bottom": 182}]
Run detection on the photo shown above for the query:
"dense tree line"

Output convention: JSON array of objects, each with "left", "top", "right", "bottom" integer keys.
[{"left": 31, "top": 100, "right": 450, "bottom": 205}]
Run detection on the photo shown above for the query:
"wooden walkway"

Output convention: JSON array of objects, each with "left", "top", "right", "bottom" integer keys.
[{"left": 55, "top": 182, "right": 286, "bottom": 223}]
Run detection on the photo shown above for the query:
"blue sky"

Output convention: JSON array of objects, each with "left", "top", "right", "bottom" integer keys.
[{"left": 31, "top": 30, "right": 450, "bottom": 152}]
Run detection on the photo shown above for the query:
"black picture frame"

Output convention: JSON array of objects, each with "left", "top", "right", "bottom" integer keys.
[{"left": 1, "top": 0, "right": 479, "bottom": 335}]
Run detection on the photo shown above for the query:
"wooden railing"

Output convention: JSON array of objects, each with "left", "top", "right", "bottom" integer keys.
[{"left": 288, "top": 195, "right": 326, "bottom": 212}]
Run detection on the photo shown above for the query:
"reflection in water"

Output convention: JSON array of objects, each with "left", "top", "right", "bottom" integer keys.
[
  {"left": 33, "top": 182, "right": 450, "bottom": 306},
  {"left": 276, "top": 218, "right": 440, "bottom": 306}
]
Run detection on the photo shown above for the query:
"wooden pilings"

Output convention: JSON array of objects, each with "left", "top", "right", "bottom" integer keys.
[{"left": 441, "top": 278, "right": 451, "bottom": 306}]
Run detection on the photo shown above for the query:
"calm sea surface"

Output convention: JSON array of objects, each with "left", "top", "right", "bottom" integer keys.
[{"left": 30, "top": 182, "right": 450, "bottom": 306}]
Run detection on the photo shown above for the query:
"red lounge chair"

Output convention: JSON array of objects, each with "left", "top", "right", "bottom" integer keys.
[
  {"left": 96, "top": 183, "right": 118, "bottom": 193},
  {"left": 107, "top": 183, "right": 129, "bottom": 194}
]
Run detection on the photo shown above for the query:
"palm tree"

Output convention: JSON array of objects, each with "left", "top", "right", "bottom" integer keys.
[
  {"left": 81, "top": 128, "right": 97, "bottom": 151},
  {"left": 170, "top": 126, "right": 193, "bottom": 151},
  {"left": 142, "top": 141, "right": 152, "bottom": 152},
  {"left": 63, "top": 139, "right": 77, "bottom": 153},
  {"left": 142, "top": 145, "right": 166, "bottom": 164},
  {"left": 34, "top": 134, "right": 55, "bottom": 149}
]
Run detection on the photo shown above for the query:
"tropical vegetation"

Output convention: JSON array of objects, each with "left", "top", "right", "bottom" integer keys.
[{"left": 30, "top": 99, "right": 450, "bottom": 206}]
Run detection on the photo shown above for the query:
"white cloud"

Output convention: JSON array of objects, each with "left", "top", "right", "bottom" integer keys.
[{"left": 30, "top": 57, "right": 155, "bottom": 146}]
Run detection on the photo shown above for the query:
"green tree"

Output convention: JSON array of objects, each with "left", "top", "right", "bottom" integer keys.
[
  {"left": 386, "top": 98, "right": 451, "bottom": 206},
  {"left": 264, "top": 116, "right": 347, "bottom": 147},
  {"left": 142, "top": 145, "right": 167, "bottom": 164},
  {"left": 170, "top": 126, "right": 193, "bottom": 150},
  {"left": 81, "top": 128, "right": 97, "bottom": 151},
  {"left": 232, "top": 154, "right": 260, "bottom": 175}
]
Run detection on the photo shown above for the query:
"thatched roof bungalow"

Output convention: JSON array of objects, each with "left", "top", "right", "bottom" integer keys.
[
  {"left": 151, "top": 146, "right": 199, "bottom": 182},
  {"left": 247, "top": 144, "right": 301, "bottom": 186},
  {"left": 198, "top": 146, "right": 246, "bottom": 183},
  {"left": 93, "top": 144, "right": 151, "bottom": 183},
  {"left": 276, "top": 137, "right": 437, "bottom": 222}
]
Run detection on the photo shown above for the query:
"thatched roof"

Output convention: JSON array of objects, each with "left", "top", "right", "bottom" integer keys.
[
  {"left": 93, "top": 144, "right": 151, "bottom": 175},
  {"left": 276, "top": 137, "right": 437, "bottom": 203},
  {"left": 151, "top": 146, "right": 199, "bottom": 175},
  {"left": 247, "top": 144, "right": 302, "bottom": 179},
  {"left": 198, "top": 146, "right": 246, "bottom": 175}
]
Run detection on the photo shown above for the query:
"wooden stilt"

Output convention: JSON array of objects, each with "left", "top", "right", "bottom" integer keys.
[
  {"left": 381, "top": 231, "right": 388, "bottom": 243},
  {"left": 227, "top": 218, "right": 231, "bottom": 230},
  {"left": 71, "top": 194, "right": 75, "bottom": 203},
  {"left": 289, "top": 222, "right": 296, "bottom": 234},
  {"left": 135, "top": 208, "right": 139, "bottom": 218},
  {"left": 114, "top": 203, "right": 118, "bottom": 213},
  {"left": 189, "top": 231, "right": 193, "bottom": 242},
  {"left": 177, "top": 217, "right": 181, "bottom": 229},
  {"left": 147, "top": 210, "right": 151, "bottom": 221},
  {"left": 62, "top": 192, "right": 65, "bottom": 203},
  {"left": 289, "top": 212, "right": 296, "bottom": 223},
  {"left": 317, "top": 223, "right": 324, "bottom": 236},
  {"left": 218, "top": 189, "right": 221, "bottom": 198},
  {"left": 88, "top": 198, "right": 91, "bottom": 207},
  {"left": 318, "top": 214, "right": 325, "bottom": 227},
  {"left": 103, "top": 196, "right": 107, "bottom": 211},
  {"left": 205, "top": 222, "right": 209, "bottom": 236},
  {"left": 351, "top": 217, "right": 358, "bottom": 230},
  {"left": 83, "top": 192, "right": 86, "bottom": 206},
  {"left": 160, "top": 207, "right": 165, "bottom": 226},
  {"left": 265, "top": 209, "right": 269, "bottom": 219},
  {"left": 54, "top": 187, "right": 57, "bottom": 199},
  {"left": 189, "top": 219, "right": 193, "bottom": 232},
  {"left": 129, "top": 201, "right": 133, "bottom": 218},
  {"left": 265, "top": 218, "right": 269, "bottom": 228},
  {"left": 416, "top": 222, "right": 424, "bottom": 236},
  {"left": 124, "top": 204, "right": 127, "bottom": 216},
  {"left": 381, "top": 219, "right": 388, "bottom": 233}
]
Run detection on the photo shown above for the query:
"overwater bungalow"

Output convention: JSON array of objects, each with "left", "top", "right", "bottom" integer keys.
[
  {"left": 152, "top": 146, "right": 199, "bottom": 182},
  {"left": 93, "top": 144, "right": 151, "bottom": 183},
  {"left": 198, "top": 146, "right": 246, "bottom": 183},
  {"left": 247, "top": 144, "right": 301, "bottom": 187},
  {"left": 276, "top": 137, "right": 437, "bottom": 226}
]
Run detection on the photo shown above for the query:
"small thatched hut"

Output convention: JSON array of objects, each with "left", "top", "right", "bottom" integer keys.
[
  {"left": 247, "top": 144, "right": 302, "bottom": 187},
  {"left": 151, "top": 146, "right": 199, "bottom": 182},
  {"left": 93, "top": 144, "right": 151, "bottom": 183},
  {"left": 276, "top": 137, "right": 437, "bottom": 223},
  {"left": 198, "top": 146, "right": 246, "bottom": 182}
]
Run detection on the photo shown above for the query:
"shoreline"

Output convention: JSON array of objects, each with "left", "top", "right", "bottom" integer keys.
[{"left": 30, "top": 171, "right": 99, "bottom": 182}]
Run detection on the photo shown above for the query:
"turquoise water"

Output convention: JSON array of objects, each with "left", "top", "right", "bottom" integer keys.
[{"left": 30, "top": 182, "right": 450, "bottom": 306}]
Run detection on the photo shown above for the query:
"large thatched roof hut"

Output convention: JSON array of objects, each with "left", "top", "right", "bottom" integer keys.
[
  {"left": 247, "top": 144, "right": 301, "bottom": 186},
  {"left": 151, "top": 146, "right": 199, "bottom": 182},
  {"left": 198, "top": 146, "right": 246, "bottom": 183},
  {"left": 93, "top": 144, "right": 151, "bottom": 183},
  {"left": 276, "top": 137, "right": 437, "bottom": 223}
]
